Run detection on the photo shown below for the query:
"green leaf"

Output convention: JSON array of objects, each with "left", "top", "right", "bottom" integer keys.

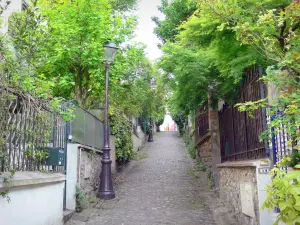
[
  {"left": 291, "top": 187, "right": 300, "bottom": 195},
  {"left": 285, "top": 171, "right": 300, "bottom": 181},
  {"left": 279, "top": 201, "right": 288, "bottom": 211}
]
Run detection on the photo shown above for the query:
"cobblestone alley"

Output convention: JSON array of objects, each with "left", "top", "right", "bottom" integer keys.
[{"left": 67, "top": 132, "right": 237, "bottom": 225}]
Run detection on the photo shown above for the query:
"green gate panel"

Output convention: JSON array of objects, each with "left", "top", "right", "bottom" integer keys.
[{"left": 46, "top": 147, "right": 65, "bottom": 166}]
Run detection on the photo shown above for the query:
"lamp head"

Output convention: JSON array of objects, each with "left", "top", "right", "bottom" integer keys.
[{"left": 103, "top": 42, "right": 118, "bottom": 63}]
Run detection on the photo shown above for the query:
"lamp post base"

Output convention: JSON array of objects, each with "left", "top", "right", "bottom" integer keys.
[
  {"left": 148, "top": 132, "right": 154, "bottom": 142},
  {"left": 96, "top": 191, "right": 115, "bottom": 200},
  {"left": 97, "top": 154, "right": 115, "bottom": 200}
]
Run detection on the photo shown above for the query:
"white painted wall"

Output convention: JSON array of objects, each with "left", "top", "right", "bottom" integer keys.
[
  {"left": 132, "top": 126, "right": 147, "bottom": 152},
  {"left": 66, "top": 144, "right": 79, "bottom": 211},
  {"left": 256, "top": 168, "right": 275, "bottom": 225},
  {"left": 0, "top": 181, "right": 64, "bottom": 225}
]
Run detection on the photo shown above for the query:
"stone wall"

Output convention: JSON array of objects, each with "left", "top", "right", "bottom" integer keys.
[
  {"left": 76, "top": 136, "right": 116, "bottom": 194},
  {"left": 218, "top": 166, "right": 259, "bottom": 225},
  {"left": 77, "top": 148, "right": 102, "bottom": 194},
  {"left": 132, "top": 126, "right": 147, "bottom": 152},
  {"left": 196, "top": 135, "right": 212, "bottom": 167}
]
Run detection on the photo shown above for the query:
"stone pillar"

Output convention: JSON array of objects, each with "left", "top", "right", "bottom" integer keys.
[{"left": 208, "top": 94, "right": 221, "bottom": 190}]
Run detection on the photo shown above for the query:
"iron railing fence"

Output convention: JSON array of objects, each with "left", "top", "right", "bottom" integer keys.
[
  {"left": 270, "top": 112, "right": 299, "bottom": 164},
  {"left": 0, "top": 86, "right": 67, "bottom": 172},
  {"left": 0, "top": 89, "right": 106, "bottom": 172},
  {"left": 219, "top": 67, "right": 267, "bottom": 162}
]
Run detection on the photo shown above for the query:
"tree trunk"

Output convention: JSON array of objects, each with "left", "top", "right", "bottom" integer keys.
[{"left": 156, "top": 125, "right": 160, "bottom": 132}]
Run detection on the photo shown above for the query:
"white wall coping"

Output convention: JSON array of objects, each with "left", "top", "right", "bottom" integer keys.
[
  {"left": 217, "top": 158, "right": 270, "bottom": 168},
  {"left": 0, "top": 171, "right": 65, "bottom": 189}
]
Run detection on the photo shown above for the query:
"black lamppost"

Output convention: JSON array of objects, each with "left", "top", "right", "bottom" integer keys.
[
  {"left": 148, "top": 117, "right": 154, "bottom": 142},
  {"left": 97, "top": 42, "right": 118, "bottom": 200},
  {"left": 148, "top": 80, "right": 156, "bottom": 142}
]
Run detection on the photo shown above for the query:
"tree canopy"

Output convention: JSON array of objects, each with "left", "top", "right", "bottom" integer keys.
[
  {"left": 3, "top": 0, "right": 166, "bottom": 120},
  {"left": 155, "top": 0, "right": 299, "bottom": 116}
]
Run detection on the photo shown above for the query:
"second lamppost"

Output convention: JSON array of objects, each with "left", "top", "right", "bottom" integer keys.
[
  {"left": 97, "top": 42, "right": 118, "bottom": 200},
  {"left": 148, "top": 81, "right": 156, "bottom": 142}
]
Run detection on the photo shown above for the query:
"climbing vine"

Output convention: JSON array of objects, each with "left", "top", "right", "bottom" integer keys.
[{"left": 110, "top": 110, "right": 134, "bottom": 162}]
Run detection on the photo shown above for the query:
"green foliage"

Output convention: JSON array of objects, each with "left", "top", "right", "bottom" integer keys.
[
  {"left": 156, "top": 0, "right": 264, "bottom": 116},
  {"left": 34, "top": 149, "right": 49, "bottom": 165},
  {"left": 155, "top": 117, "right": 164, "bottom": 127},
  {"left": 140, "top": 117, "right": 151, "bottom": 135},
  {"left": 195, "top": 159, "right": 206, "bottom": 172},
  {"left": 172, "top": 113, "right": 187, "bottom": 136},
  {"left": 36, "top": 0, "right": 137, "bottom": 107},
  {"left": 3, "top": 0, "right": 167, "bottom": 172},
  {"left": 7, "top": 0, "right": 166, "bottom": 119},
  {"left": 237, "top": 69, "right": 300, "bottom": 151},
  {"left": 110, "top": 110, "right": 134, "bottom": 162},
  {"left": 188, "top": 141, "right": 196, "bottom": 159},
  {"left": 262, "top": 157, "right": 300, "bottom": 225},
  {"left": 194, "top": 0, "right": 299, "bottom": 152},
  {"left": 6, "top": 0, "right": 54, "bottom": 99},
  {"left": 109, "top": 0, "right": 137, "bottom": 11},
  {"left": 153, "top": 0, "right": 197, "bottom": 43},
  {"left": 151, "top": 70, "right": 167, "bottom": 122},
  {"left": 75, "top": 185, "right": 89, "bottom": 212},
  {"left": 198, "top": 0, "right": 299, "bottom": 67},
  {"left": 289, "top": 151, "right": 300, "bottom": 168},
  {"left": 110, "top": 47, "right": 155, "bottom": 116},
  {"left": 7, "top": 0, "right": 151, "bottom": 112},
  {"left": 206, "top": 169, "right": 214, "bottom": 188}
]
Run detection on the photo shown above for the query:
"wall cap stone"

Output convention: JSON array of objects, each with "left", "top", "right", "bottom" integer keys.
[
  {"left": 217, "top": 158, "right": 270, "bottom": 168},
  {"left": 0, "top": 171, "right": 66, "bottom": 190}
]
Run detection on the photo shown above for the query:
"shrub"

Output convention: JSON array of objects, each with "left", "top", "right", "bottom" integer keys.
[
  {"left": 75, "top": 185, "right": 89, "bottom": 212},
  {"left": 110, "top": 111, "right": 134, "bottom": 162}
]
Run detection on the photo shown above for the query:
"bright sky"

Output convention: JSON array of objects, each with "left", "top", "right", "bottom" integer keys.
[{"left": 134, "top": 0, "right": 164, "bottom": 61}]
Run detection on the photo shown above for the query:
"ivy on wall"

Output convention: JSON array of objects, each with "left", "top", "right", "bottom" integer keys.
[{"left": 110, "top": 110, "right": 134, "bottom": 162}]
